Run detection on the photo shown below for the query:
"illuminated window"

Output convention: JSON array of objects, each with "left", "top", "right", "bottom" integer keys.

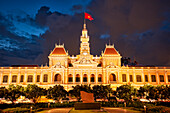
[
  {"left": 83, "top": 74, "right": 87, "bottom": 82},
  {"left": 98, "top": 74, "right": 102, "bottom": 82},
  {"left": 110, "top": 74, "right": 116, "bottom": 81},
  {"left": 159, "top": 75, "right": 164, "bottom": 82},
  {"left": 27, "top": 75, "right": 33, "bottom": 82},
  {"left": 54, "top": 74, "right": 61, "bottom": 82},
  {"left": 43, "top": 74, "right": 48, "bottom": 82},
  {"left": 68, "top": 74, "right": 72, "bottom": 82},
  {"left": 151, "top": 75, "right": 156, "bottom": 82},
  {"left": 3, "top": 75, "right": 8, "bottom": 83},
  {"left": 20, "top": 75, "right": 24, "bottom": 82},
  {"left": 136, "top": 75, "right": 142, "bottom": 82},
  {"left": 145, "top": 75, "right": 148, "bottom": 82},
  {"left": 91, "top": 74, "right": 95, "bottom": 82},
  {"left": 37, "top": 75, "right": 40, "bottom": 82},
  {"left": 130, "top": 75, "right": 133, "bottom": 82},
  {"left": 76, "top": 74, "right": 80, "bottom": 82},
  {"left": 12, "top": 75, "right": 17, "bottom": 83},
  {"left": 168, "top": 75, "right": 170, "bottom": 82},
  {"left": 122, "top": 74, "right": 126, "bottom": 82}
]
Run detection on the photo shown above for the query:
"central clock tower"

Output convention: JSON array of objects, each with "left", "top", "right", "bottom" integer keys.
[{"left": 80, "top": 23, "right": 90, "bottom": 56}]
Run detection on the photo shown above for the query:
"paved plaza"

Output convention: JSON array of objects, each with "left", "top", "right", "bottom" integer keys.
[{"left": 41, "top": 107, "right": 141, "bottom": 113}]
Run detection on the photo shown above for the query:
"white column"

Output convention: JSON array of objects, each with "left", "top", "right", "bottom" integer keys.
[
  {"left": 9, "top": 71, "right": 12, "bottom": 84},
  {"left": 73, "top": 69, "right": 75, "bottom": 83},
  {"left": 127, "top": 71, "right": 130, "bottom": 83},
  {"left": 81, "top": 70, "right": 83, "bottom": 84},
  {"left": 164, "top": 71, "right": 168, "bottom": 84},
  {"left": 95, "top": 69, "right": 98, "bottom": 84},
  {"left": 40, "top": 70, "right": 43, "bottom": 83},
  {"left": 63, "top": 70, "right": 64, "bottom": 84},
  {"left": 133, "top": 69, "right": 136, "bottom": 83},
  {"left": 88, "top": 70, "right": 90, "bottom": 84},
  {"left": 117, "top": 72, "right": 120, "bottom": 83},
  {"left": 142, "top": 70, "right": 145, "bottom": 83},
  {"left": 148, "top": 72, "right": 151, "bottom": 83},
  {"left": 34, "top": 72, "right": 36, "bottom": 84},
  {"left": 51, "top": 71, "right": 53, "bottom": 84},
  {"left": 24, "top": 72, "right": 27, "bottom": 83},
  {"left": 156, "top": 71, "right": 159, "bottom": 84},
  {"left": 18, "top": 72, "right": 20, "bottom": 84},
  {"left": 106, "top": 71, "right": 109, "bottom": 84}
]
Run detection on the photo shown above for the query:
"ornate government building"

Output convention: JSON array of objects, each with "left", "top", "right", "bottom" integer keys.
[{"left": 0, "top": 23, "right": 170, "bottom": 90}]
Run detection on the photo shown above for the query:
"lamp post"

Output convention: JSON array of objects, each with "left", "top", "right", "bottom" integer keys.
[{"left": 48, "top": 102, "right": 50, "bottom": 108}]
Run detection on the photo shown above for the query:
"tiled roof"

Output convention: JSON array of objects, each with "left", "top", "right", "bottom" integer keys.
[
  {"left": 51, "top": 47, "right": 67, "bottom": 55},
  {"left": 104, "top": 48, "right": 118, "bottom": 55}
]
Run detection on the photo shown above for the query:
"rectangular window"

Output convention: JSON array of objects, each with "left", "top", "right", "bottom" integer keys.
[
  {"left": 20, "top": 75, "right": 24, "bottom": 82},
  {"left": 83, "top": 77, "right": 87, "bottom": 82},
  {"left": 3, "top": 75, "right": 8, "bottom": 83},
  {"left": 37, "top": 75, "right": 40, "bottom": 82},
  {"left": 151, "top": 75, "right": 156, "bottom": 82},
  {"left": 98, "top": 77, "right": 102, "bottom": 82},
  {"left": 27, "top": 75, "right": 33, "bottom": 82},
  {"left": 43, "top": 74, "right": 48, "bottom": 82},
  {"left": 159, "top": 75, "right": 164, "bottom": 82},
  {"left": 130, "top": 75, "right": 133, "bottom": 82},
  {"left": 76, "top": 77, "right": 80, "bottom": 82},
  {"left": 91, "top": 77, "right": 94, "bottom": 82},
  {"left": 145, "top": 75, "right": 148, "bottom": 82},
  {"left": 168, "top": 75, "right": 170, "bottom": 82},
  {"left": 12, "top": 75, "right": 17, "bottom": 82},
  {"left": 136, "top": 75, "right": 142, "bottom": 82},
  {"left": 122, "top": 74, "right": 126, "bottom": 82},
  {"left": 68, "top": 77, "right": 72, "bottom": 82}
]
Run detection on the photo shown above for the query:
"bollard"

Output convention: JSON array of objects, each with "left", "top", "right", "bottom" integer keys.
[
  {"left": 48, "top": 102, "right": 50, "bottom": 108},
  {"left": 124, "top": 102, "right": 126, "bottom": 107},
  {"left": 144, "top": 105, "right": 146, "bottom": 113},
  {"left": 30, "top": 106, "right": 32, "bottom": 113}
]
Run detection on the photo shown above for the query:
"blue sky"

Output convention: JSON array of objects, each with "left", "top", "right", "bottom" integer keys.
[{"left": 0, "top": 0, "right": 170, "bottom": 66}]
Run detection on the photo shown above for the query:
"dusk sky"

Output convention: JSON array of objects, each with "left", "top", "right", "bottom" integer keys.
[{"left": 0, "top": 0, "right": 170, "bottom": 66}]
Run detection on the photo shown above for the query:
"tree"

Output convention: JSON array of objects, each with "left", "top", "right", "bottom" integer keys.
[
  {"left": 93, "top": 85, "right": 113, "bottom": 101},
  {"left": 69, "top": 85, "right": 92, "bottom": 101},
  {"left": 24, "top": 84, "right": 47, "bottom": 102},
  {"left": 116, "top": 84, "right": 136, "bottom": 101},
  {"left": 3, "top": 85, "right": 24, "bottom": 104},
  {"left": 47, "top": 85, "right": 67, "bottom": 102}
]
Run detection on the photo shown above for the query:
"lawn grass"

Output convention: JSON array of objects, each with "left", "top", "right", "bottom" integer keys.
[{"left": 69, "top": 108, "right": 107, "bottom": 113}]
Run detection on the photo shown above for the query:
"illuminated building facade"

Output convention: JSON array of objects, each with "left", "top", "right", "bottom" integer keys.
[{"left": 0, "top": 23, "right": 170, "bottom": 90}]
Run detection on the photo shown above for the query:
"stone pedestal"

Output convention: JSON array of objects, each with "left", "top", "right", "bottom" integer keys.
[{"left": 74, "top": 102, "right": 101, "bottom": 110}]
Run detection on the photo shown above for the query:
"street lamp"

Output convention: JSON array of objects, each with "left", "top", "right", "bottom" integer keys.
[{"left": 144, "top": 105, "right": 146, "bottom": 113}]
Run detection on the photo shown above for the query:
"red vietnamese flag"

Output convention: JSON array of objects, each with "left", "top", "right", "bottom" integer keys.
[{"left": 84, "top": 12, "right": 94, "bottom": 21}]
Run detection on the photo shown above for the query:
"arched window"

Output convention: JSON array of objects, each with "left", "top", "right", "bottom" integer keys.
[
  {"left": 110, "top": 74, "right": 116, "bottom": 81},
  {"left": 151, "top": 75, "right": 156, "bottom": 82},
  {"left": 159, "top": 75, "right": 164, "bottom": 82},
  {"left": 27, "top": 75, "right": 33, "bottom": 82},
  {"left": 83, "top": 74, "right": 87, "bottom": 82},
  {"left": 43, "top": 74, "right": 48, "bottom": 82},
  {"left": 91, "top": 74, "right": 95, "bottom": 82},
  {"left": 98, "top": 74, "right": 102, "bottom": 82},
  {"left": 76, "top": 74, "right": 80, "bottom": 82},
  {"left": 37, "top": 75, "right": 40, "bottom": 82},
  {"left": 68, "top": 74, "right": 73, "bottom": 82},
  {"left": 12, "top": 75, "right": 17, "bottom": 83},
  {"left": 136, "top": 75, "right": 142, "bottom": 82},
  {"left": 3, "top": 75, "right": 8, "bottom": 83},
  {"left": 20, "top": 75, "right": 24, "bottom": 82},
  {"left": 122, "top": 74, "right": 126, "bottom": 82},
  {"left": 54, "top": 74, "right": 61, "bottom": 82}
]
